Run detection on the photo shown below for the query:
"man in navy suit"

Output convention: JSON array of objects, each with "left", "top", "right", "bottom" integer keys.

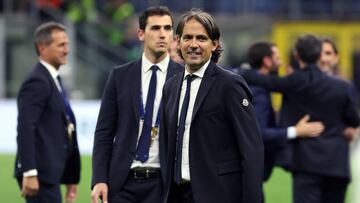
[
  {"left": 91, "top": 6, "right": 183, "bottom": 203},
  {"left": 246, "top": 41, "right": 324, "bottom": 183},
  {"left": 243, "top": 34, "right": 360, "bottom": 203},
  {"left": 161, "top": 9, "right": 264, "bottom": 203},
  {"left": 318, "top": 37, "right": 359, "bottom": 142},
  {"left": 15, "top": 22, "right": 80, "bottom": 203}
]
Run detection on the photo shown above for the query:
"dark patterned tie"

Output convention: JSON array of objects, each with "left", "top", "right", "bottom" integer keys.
[
  {"left": 56, "top": 75, "right": 75, "bottom": 125},
  {"left": 174, "top": 74, "right": 197, "bottom": 184},
  {"left": 135, "top": 65, "right": 158, "bottom": 163}
]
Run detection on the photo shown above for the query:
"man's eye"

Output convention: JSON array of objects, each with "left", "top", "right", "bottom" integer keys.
[
  {"left": 183, "top": 36, "right": 192, "bottom": 40},
  {"left": 151, "top": 26, "right": 160, "bottom": 30},
  {"left": 197, "top": 37, "right": 207, "bottom": 41}
]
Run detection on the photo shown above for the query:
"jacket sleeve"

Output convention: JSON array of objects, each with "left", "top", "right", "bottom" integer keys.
[
  {"left": 91, "top": 69, "right": 118, "bottom": 187},
  {"left": 17, "top": 77, "right": 50, "bottom": 173},
  {"left": 242, "top": 69, "right": 304, "bottom": 93},
  {"left": 225, "top": 76, "right": 264, "bottom": 203},
  {"left": 251, "top": 87, "right": 287, "bottom": 146}
]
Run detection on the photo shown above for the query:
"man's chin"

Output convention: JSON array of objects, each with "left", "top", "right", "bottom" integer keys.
[
  {"left": 186, "top": 61, "right": 204, "bottom": 70},
  {"left": 155, "top": 47, "right": 168, "bottom": 53}
]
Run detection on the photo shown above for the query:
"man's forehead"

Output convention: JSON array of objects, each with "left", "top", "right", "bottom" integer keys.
[
  {"left": 147, "top": 15, "right": 172, "bottom": 26},
  {"left": 182, "top": 33, "right": 209, "bottom": 37},
  {"left": 182, "top": 27, "right": 209, "bottom": 37}
]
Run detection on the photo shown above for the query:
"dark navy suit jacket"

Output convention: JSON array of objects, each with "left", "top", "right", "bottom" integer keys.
[
  {"left": 15, "top": 63, "right": 80, "bottom": 185},
  {"left": 250, "top": 85, "right": 287, "bottom": 181},
  {"left": 91, "top": 59, "right": 183, "bottom": 196},
  {"left": 161, "top": 61, "right": 264, "bottom": 203},
  {"left": 243, "top": 64, "right": 360, "bottom": 179}
]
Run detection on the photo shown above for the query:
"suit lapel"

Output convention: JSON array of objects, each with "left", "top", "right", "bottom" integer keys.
[
  {"left": 38, "top": 63, "right": 68, "bottom": 121},
  {"left": 166, "top": 60, "right": 178, "bottom": 80},
  {"left": 191, "top": 62, "right": 217, "bottom": 121},
  {"left": 167, "top": 71, "right": 184, "bottom": 156},
  {"left": 170, "top": 71, "right": 185, "bottom": 129},
  {"left": 130, "top": 60, "right": 142, "bottom": 125}
]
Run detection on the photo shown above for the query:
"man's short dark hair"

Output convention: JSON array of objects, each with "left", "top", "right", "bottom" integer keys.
[
  {"left": 34, "top": 21, "right": 66, "bottom": 55},
  {"left": 176, "top": 9, "right": 223, "bottom": 63},
  {"left": 138, "top": 6, "right": 173, "bottom": 31},
  {"left": 248, "top": 41, "right": 275, "bottom": 69},
  {"left": 295, "top": 34, "right": 322, "bottom": 64}
]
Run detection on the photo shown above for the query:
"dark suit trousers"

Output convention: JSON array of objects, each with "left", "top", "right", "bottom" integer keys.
[
  {"left": 168, "top": 181, "right": 194, "bottom": 203},
  {"left": 293, "top": 172, "right": 348, "bottom": 203},
  {"left": 108, "top": 173, "right": 163, "bottom": 203},
  {"left": 17, "top": 178, "right": 61, "bottom": 203}
]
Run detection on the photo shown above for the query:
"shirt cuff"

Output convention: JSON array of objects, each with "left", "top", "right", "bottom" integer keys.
[
  {"left": 23, "top": 169, "right": 38, "bottom": 177},
  {"left": 287, "top": 126, "right": 297, "bottom": 139}
]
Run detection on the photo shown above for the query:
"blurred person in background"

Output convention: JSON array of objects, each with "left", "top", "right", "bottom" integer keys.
[
  {"left": 67, "top": 0, "right": 97, "bottom": 24},
  {"left": 318, "top": 37, "right": 340, "bottom": 76},
  {"left": 243, "top": 34, "right": 360, "bottom": 203},
  {"left": 91, "top": 6, "right": 183, "bottom": 203},
  {"left": 97, "top": 0, "right": 135, "bottom": 49},
  {"left": 161, "top": 9, "right": 263, "bottom": 203},
  {"left": 318, "top": 37, "right": 359, "bottom": 142},
  {"left": 246, "top": 41, "right": 324, "bottom": 188},
  {"left": 14, "top": 21, "right": 80, "bottom": 203},
  {"left": 33, "top": 0, "right": 66, "bottom": 22},
  {"left": 168, "top": 38, "right": 185, "bottom": 64}
]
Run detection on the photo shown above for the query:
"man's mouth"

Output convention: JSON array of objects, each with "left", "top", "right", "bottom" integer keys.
[
  {"left": 157, "top": 42, "right": 167, "bottom": 46},
  {"left": 188, "top": 51, "right": 200, "bottom": 55}
]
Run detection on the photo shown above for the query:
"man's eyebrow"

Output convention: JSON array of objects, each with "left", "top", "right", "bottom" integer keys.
[{"left": 149, "top": 24, "right": 172, "bottom": 27}]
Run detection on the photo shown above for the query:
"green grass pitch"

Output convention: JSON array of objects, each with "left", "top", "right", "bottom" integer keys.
[{"left": 0, "top": 154, "right": 354, "bottom": 202}]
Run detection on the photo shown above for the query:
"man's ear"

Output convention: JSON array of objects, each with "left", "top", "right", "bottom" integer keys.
[
  {"left": 293, "top": 51, "right": 300, "bottom": 61},
  {"left": 138, "top": 29, "right": 145, "bottom": 41},
  {"left": 263, "top": 56, "right": 272, "bottom": 68},
  {"left": 212, "top": 40, "right": 219, "bottom": 51},
  {"left": 37, "top": 43, "right": 46, "bottom": 55}
]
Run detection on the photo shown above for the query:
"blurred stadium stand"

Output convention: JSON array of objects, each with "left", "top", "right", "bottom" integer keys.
[{"left": 2, "top": 0, "right": 360, "bottom": 99}]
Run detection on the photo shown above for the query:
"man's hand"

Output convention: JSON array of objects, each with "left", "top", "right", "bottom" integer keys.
[
  {"left": 65, "top": 184, "right": 77, "bottom": 203},
  {"left": 21, "top": 176, "right": 39, "bottom": 197},
  {"left": 295, "top": 114, "right": 325, "bottom": 138},
  {"left": 91, "top": 183, "right": 108, "bottom": 203},
  {"left": 343, "top": 127, "right": 359, "bottom": 142}
]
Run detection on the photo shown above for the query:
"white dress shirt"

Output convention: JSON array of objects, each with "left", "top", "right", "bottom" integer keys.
[
  {"left": 178, "top": 60, "right": 210, "bottom": 181},
  {"left": 40, "top": 60, "right": 62, "bottom": 92},
  {"left": 131, "top": 54, "right": 170, "bottom": 169},
  {"left": 287, "top": 126, "right": 297, "bottom": 139}
]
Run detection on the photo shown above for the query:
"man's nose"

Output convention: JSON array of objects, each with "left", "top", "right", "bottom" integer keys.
[
  {"left": 190, "top": 39, "right": 199, "bottom": 48},
  {"left": 159, "top": 28, "right": 166, "bottom": 38}
]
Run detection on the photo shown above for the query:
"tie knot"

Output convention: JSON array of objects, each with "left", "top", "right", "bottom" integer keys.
[
  {"left": 151, "top": 65, "right": 159, "bottom": 72},
  {"left": 186, "top": 74, "right": 197, "bottom": 82},
  {"left": 56, "top": 75, "right": 64, "bottom": 87}
]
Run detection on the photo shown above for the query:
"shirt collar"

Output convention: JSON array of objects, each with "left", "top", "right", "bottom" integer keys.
[
  {"left": 39, "top": 59, "right": 59, "bottom": 79},
  {"left": 183, "top": 59, "right": 210, "bottom": 80},
  {"left": 142, "top": 53, "right": 170, "bottom": 73}
]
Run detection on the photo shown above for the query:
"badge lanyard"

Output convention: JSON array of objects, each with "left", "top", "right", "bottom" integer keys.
[{"left": 139, "top": 76, "right": 162, "bottom": 144}]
